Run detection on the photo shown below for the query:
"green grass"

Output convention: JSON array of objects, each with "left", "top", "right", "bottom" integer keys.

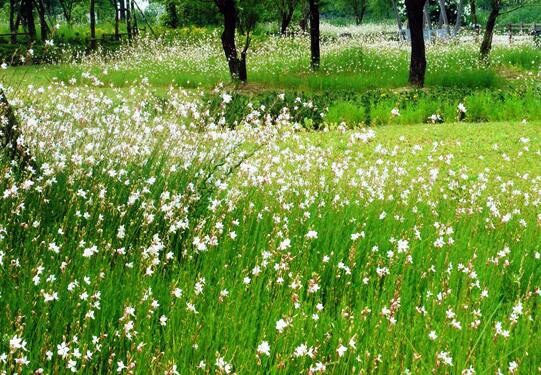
[{"left": 1, "top": 33, "right": 541, "bottom": 374}]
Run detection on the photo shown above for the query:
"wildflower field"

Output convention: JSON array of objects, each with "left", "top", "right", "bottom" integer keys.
[{"left": 1, "top": 27, "right": 541, "bottom": 375}]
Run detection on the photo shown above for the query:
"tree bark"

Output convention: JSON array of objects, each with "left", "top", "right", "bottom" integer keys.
[
  {"left": 131, "top": 0, "right": 138, "bottom": 35},
  {"left": 391, "top": 0, "right": 404, "bottom": 40},
  {"left": 9, "top": 0, "right": 17, "bottom": 43},
  {"left": 405, "top": 0, "right": 427, "bottom": 87},
  {"left": 480, "top": 0, "right": 499, "bottom": 61},
  {"left": 126, "top": 0, "right": 132, "bottom": 40},
  {"left": 424, "top": 2, "right": 431, "bottom": 43},
  {"left": 359, "top": 1, "right": 367, "bottom": 25},
  {"left": 438, "top": 0, "right": 450, "bottom": 35},
  {"left": 22, "top": 0, "right": 36, "bottom": 40},
  {"left": 119, "top": 0, "right": 125, "bottom": 20},
  {"left": 280, "top": 6, "right": 294, "bottom": 35},
  {"left": 308, "top": 0, "right": 320, "bottom": 71},
  {"left": 454, "top": 0, "right": 464, "bottom": 35},
  {"left": 470, "top": 0, "right": 477, "bottom": 25},
  {"left": 90, "top": 0, "right": 96, "bottom": 49},
  {"left": 216, "top": 0, "right": 242, "bottom": 81},
  {"left": 113, "top": 0, "right": 119, "bottom": 40},
  {"left": 36, "top": 0, "right": 49, "bottom": 41}
]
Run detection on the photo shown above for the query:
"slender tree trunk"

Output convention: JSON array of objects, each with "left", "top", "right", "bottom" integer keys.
[
  {"left": 438, "top": 0, "right": 450, "bottom": 35},
  {"left": 391, "top": 0, "right": 404, "bottom": 40},
  {"left": 113, "top": 0, "right": 119, "bottom": 40},
  {"left": 280, "top": 7, "right": 294, "bottom": 35},
  {"left": 454, "top": 0, "right": 464, "bottom": 35},
  {"left": 217, "top": 0, "right": 241, "bottom": 81},
  {"left": 424, "top": 2, "right": 431, "bottom": 43},
  {"left": 166, "top": 1, "right": 178, "bottom": 28},
  {"left": 480, "top": 0, "right": 499, "bottom": 61},
  {"left": 119, "top": 0, "right": 125, "bottom": 20},
  {"left": 239, "top": 35, "right": 250, "bottom": 82},
  {"left": 308, "top": 0, "right": 320, "bottom": 71},
  {"left": 470, "top": 0, "right": 477, "bottom": 25},
  {"left": 9, "top": 0, "right": 17, "bottom": 43},
  {"left": 126, "top": 0, "right": 132, "bottom": 40},
  {"left": 359, "top": 1, "right": 367, "bottom": 24},
  {"left": 90, "top": 0, "right": 96, "bottom": 49},
  {"left": 36, "top": 0, "right": 49, "bottom": 41},
  {"left": 23, "top": 0, "right": 36, "bottom": 40},
  {"left": 405, "top": 0, "right": 427, "bottom": 87},
  {"left": 131, "top": 0, "right": 138, "bottom": 35},
  {"left": 300, "top": 2, "right": 309, "bottom": 33}
]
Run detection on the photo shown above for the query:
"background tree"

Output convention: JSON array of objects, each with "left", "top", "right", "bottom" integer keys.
[
  {"left": 308, "top": 0, "right": 319, "bottom": 70},
  {"left": 278, "top": 0, "right": 298, "bottom": 35},
  {"left": 22, "top": 0, "right": 36, "bottom": 40},
  {"left": 469, "top": 0, "right": 477, "bottom": 24},
  {"left": 213, "top": 0, "right": 268, "bottom": 82},
  {"left": 480, "top": 0, "right": 530, "bottom": 61},
  {"left": 405, "top": 0, "right": 428, "bottom": 86},
  {"left": 90, "top": 0, "right": 96, "bottom": 48},
  {"left": 341, "top": 0, "right": 367, "bottom": 24}
]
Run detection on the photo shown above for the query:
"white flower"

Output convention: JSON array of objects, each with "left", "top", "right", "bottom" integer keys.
[
  {"left": 458, "top": 103, "right": 467, "bottom": 113},
  {"left": 294, "top": 343, "right": 308, "bottom": 357},
  {"left": 437, "top": 351, "right": 453, "bottom": 366},
  {"left": 276, "top": 318, "right": 288, "bottom": 333},
  {"left": 45, "top": 40, "right": 54, "bottom": 47},
  {"left": 160, "top": 315, "right": 167, "bottom": 326},
  {"left": 391, "top": 108, "right": 400, "bottom": 117},
  {"left": 222, "top": 93, "right": 232, "bottom": 104},
  {"left": 257, "top": 341, "right": 270, "bottom": 356},
  {"left": 336, "top": 344, "right": 347, "bottom": 357}
]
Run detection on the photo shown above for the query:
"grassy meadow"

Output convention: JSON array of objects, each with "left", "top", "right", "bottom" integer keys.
[{"left": 1, "top": 26, "right": 541, "bottom": 374}]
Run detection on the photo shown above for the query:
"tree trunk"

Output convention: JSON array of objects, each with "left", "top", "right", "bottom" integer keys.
[
  {"left": 454, "top": 0, "right": 464, "bottom": 35},
  {"left": 58, "top": 0, "right": 72, "bottom": 24},
  {"left": 36, "top": 0, "right": 49, "bottom": 41},
  {"left": 405, "top": 0, "right": 427, "bottom": 87},
  {"left": 23, "top": 0, "right": 36, "bottom": 40},
  {"left": 126, "top": 0, "right": 132, "bottom": 40},
  {"left": 480, "top": 0, "right": 499, "bottom": 61},
  {"left": 9, "top": 0, "right": 17, "bottom": 43},
  {"left": 391, "top": 0, "right": 404, "bottom": 40},
  {"left": 300, "top": 2, "right": 309, "bottom": 33},
  {"left": 280, "top": 6, "right": 294, "bottom": 35},
  {"left": 308, "top": 0, "right": 320, "bottom": 71},
  {"left": 90, "top": 0, "right": 96, "bottom": 49},
  {"left": 113, "top": 0, "right": 119, "bottom": 40},
  {"left": 424, "top": 2, "right": 431, "bottom": 43},
  {"left": 217, "top": 0, "right": 241, "bottom": 81},
  {"left": 438, "top": 0, "right": 450, "bottom": 35},
  {"left": 119, "top": 0, "right": 125, "bottom": 20},
  {"left": 359, "top": 1, "right": 367, "bottom": 25},
  {"left": 353, "top": 0, "right": 360, "bottom": 25},
  {"left": 166, "top": 1, "right": 178, "bottom": 28},
  {"left": 131, "top": 0, "right": 138, "bottom": 35},
  {"left": 470, "top": 0, "right": 477, "bottom": 25}
]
